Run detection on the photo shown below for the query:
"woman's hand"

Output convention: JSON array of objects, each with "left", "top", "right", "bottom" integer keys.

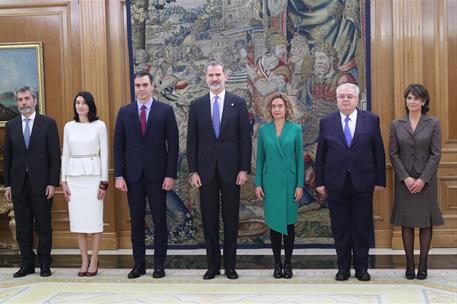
[
  {"left": 97, "top": 189, "right": 106, "bottom": 200},
  {"left": 294, "top": 187, "right": 303, "bottom": 202},
  {"left": 61, "top": 182, "right": 71, "bottom": 202},
  {"left": 255, "top": 186, "right": 265, "bottom": 199},
  {"left": 403, "top": 176, "right": 415, "bottom": 192},
  {"left": 410, "top": 178, "right": 425, "bottom": 194}
]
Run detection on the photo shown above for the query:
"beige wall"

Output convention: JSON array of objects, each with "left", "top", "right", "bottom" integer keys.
[{"left": 0, "top": 0, "right": 455, "bottom": 249}]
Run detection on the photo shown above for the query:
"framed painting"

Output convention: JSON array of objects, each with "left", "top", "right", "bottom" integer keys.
[{"left": 0, "top": 42, "right": 45, "bottom": 126}]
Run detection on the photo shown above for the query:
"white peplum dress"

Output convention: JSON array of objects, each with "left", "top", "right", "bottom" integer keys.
[{"left": 61, "top": 120, "right": 108, "bottom": 233}]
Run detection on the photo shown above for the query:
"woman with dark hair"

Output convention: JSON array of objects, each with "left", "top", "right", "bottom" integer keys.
[
  {"left": 255, "top": 92, "right": 304, "bottom": 279},
  {"left": 61, "top": 91, "right": 108, "bottom": 277},
  {"left": 389, "top": 84, "right": 443, "bottom": 280}
]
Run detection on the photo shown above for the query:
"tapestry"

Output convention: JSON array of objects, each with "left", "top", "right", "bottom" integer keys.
[{"left": 128, "top": 0, "right": 369, "bottom": 248}]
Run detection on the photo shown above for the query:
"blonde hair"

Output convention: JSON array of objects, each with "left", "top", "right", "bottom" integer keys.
[{"left": 265, "top": 92, "right": 294, "bottom": 120}]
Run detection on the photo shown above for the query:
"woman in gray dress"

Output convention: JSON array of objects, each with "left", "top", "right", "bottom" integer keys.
[{"left": 389, "top": 84, "right": 444, "bottom": 280}]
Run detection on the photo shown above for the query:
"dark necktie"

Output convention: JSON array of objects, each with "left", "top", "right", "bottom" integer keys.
[
  {"left": 140, "top": 105, "right": 147, "bottom": 136},
  {"left": 24, "top": 118, "right": 31, "bottom": 148},
  {"left": 344, "top": 116, "right": 352, "bottom": 146},
  {"left": 212, "top": 96, "right": 220, "bottom": 138}
]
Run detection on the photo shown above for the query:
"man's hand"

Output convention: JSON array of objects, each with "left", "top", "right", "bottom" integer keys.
[
  {"left": 236, "top": 171, "right": 248, "bottom": 186},
  {"left": 4, "top": 188, "right": 12, "bottom": 202},
  {"left": 162, "top": 177, "right": 175, "bottom": 191},
  {"left": 189, "top": 173, "right": 202, "bottom": 188},
  {"left": 115, "top": 178, "right": 128, "bottom": 192},
  {"left": 374, "top": 186, "right": 385, "bottom": 191},
  {"left": 45, "top": 185, "right": 55, "bottom": 199},
  {"left": 255, "top": 186, "right": 264, "bottom": 199},
  {"left": 316, "top": 186, "right": 326, "bottom": 196}
]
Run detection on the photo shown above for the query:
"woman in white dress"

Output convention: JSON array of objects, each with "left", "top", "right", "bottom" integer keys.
[{"left": 61, "top": 91, "right": 108, "bottom": 277}]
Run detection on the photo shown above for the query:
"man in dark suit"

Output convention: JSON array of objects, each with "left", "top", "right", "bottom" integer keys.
[
  {"left": 113, "top": 71, "right": 179, "bottom": 279},
  {"left": 4, "top": 86, "right": 61, "bottom": 278},
  {"left": 315, "top": 83, "right": 386, "bottom": 281},
  {"left": 187, "top": 61, "right": 252, "bottom": 280}
]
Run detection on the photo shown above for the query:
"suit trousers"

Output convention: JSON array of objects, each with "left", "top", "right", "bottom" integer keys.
[
  {"left": 12, "top": 174, "right": 53, "bottom": 267},
  {"left": 126, "top": 178, "right": 167, "bottom": 268},
  {"left": 327, "top": 172, "right": 373, "bottom": 271},
  {"left": 199, "top": 165, "right": 240, "bottom": 271}
]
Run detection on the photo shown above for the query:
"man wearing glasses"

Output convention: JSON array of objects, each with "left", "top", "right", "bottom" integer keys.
[{"left": 315, "top": 83, "right": 386, "bottom": 281}]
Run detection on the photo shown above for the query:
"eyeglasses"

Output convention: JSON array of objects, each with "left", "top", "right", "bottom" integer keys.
[{"left": 337, "top": 94, "right": 356, "bottom": 99}]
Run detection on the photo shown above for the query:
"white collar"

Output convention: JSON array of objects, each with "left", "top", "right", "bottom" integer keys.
[
  {"left": 21, "top": 111, "right": 36, "bottom": 121},
  {"left": 340, "top": 109, "right": 357, "bottom": 121},
  {"left": 210, "top": 90, "right": 226, "bottom": 103}
]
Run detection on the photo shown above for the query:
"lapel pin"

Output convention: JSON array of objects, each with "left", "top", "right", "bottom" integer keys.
[{"left": 231, "top": 103, "right": 234, "bottom": 106}]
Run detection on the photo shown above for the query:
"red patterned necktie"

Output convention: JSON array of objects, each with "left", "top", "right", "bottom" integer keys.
[{"left": 140, "top": 105, "right": 147, "bottom": 135}]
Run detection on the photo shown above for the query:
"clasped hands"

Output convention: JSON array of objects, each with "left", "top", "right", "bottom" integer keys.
[{"left": 403, "top": 177, "right": 425, "bottom": 194}]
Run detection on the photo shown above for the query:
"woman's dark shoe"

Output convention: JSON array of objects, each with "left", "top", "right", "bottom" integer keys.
[
  {"left": 283, "top": 264, "right": 293, "bottom": 279},
  {"left": 86, "top": 262, "right": 99, "bottom": 277},
  {"left": 78, "top": 263, "right": 89, "bottom": 277},
  {"left": 416, "top": 270, "right": 427, "bottom": 280},
  {"left": 273, "top": 264, "right": 283, "bottom": 279},
  {"left": 77, "top": 271, "right": 87, "bottom": 277},
  {"left": 405, "top": 268, "right": 415, "bottom": 280}
]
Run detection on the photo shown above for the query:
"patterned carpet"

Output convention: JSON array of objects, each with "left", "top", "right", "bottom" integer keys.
[{"left": 0, "top": 268, "right": 455, "bottom": 303}]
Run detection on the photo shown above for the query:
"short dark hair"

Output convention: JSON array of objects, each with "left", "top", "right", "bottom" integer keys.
[
  {"left": 403, "top": 83, "right": 430, "bottom": 114},
  {"left": 73, "top": 91, "right": 99, "bottom": 122},
  {"left": 134, "top": 71, "right": 153, "bottom": 84},
  {"left": 15, "top": 86, "right": 37, "bottom": 100},
  {"left": 206, "top": 61, "right": 225, "bottom": 73}
]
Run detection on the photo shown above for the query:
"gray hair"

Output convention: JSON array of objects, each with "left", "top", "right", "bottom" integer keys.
[
  {"left": 15, "top": 86, "right": 38, "bottom": 100},
  {"left": 206, "top": 60, "right": 226, "bottom": 73},
  {"left": 336, "top": 83, "right": 359, "bottom": 97}
]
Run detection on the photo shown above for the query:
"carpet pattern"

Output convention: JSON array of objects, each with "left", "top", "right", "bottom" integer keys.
[{"left": 0, "top": 268, "right": 455, "bottom": 303}]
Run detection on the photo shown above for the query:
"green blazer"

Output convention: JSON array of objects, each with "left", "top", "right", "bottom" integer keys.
[{"left": 256, "top": 120, "right": 304, "bottom": 235}]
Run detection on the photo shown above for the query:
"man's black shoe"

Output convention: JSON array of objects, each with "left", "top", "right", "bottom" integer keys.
[
  {"left": 335, "top": 270, "right": 350, "bottom": 281},
  {"left": 13, "top": 266, "right": 35, "bottom": 278},
  {"left": 127, "top": 264, "right": 146, "bottom": 279},
  {"left": 40, "top": 265, "right": 52, "bottom": 277},
  {"left": 273, "top": 264, "right": 283, "bottom": 279},
  {"left": 355, "top": 270, "right": 371, "bottom": 281},
  {"left": 203, "top": 269, "right": 220, "bottom": 280},
  {"left": 152, "top": 267, "right": 165, "bottom": 279},
  {"left": 225, "top": 269, "right": 239, "bottom": 280}
]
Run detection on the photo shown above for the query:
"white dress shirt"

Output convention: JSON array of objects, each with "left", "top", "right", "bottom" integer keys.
[
  {"left": 21, "top": 111, "right": 36, "bottom": 134},
  {"left": 340, "top": 109, "right": 357, "bottom": 138},
  {"left": 137, "top": 97, "right": 153, "bottom": 122},
  {"left": 210, "top": 90, "right": 225, "bottom": 121}
]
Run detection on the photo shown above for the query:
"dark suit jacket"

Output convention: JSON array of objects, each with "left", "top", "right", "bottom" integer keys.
[
  {"left": 113, "top": 99, "right": 179, "bottom": 183},
  {"left": 3, "top": 114, "right": 61, "bottom": 196},
  {"left": 187, "top": 91, "right": 251, "bottom": 185},
  {"left": 315, "top": 109, "right": 386, "bottom": 192},
  {"left": 389, "top": 114, "right": 441, "bottom": 183}
]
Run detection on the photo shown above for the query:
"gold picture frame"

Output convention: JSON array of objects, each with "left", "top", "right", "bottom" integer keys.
[{"left": 0, "top": 42, "right": 45, "bottom": 127}]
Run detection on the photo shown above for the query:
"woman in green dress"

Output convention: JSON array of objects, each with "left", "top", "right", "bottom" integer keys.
[{"left": 255, "top": 92, "right": 304, "bottom": 279}]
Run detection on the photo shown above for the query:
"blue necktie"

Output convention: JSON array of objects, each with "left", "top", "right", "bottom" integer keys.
[
  {"left": 212, "top": 96, "right": 220, "bottom": 138},
  {"left": 24, "top": 118, "right": 31, "bottom": 148},
  {"left": 344, "top": 116, "right": 352, "bottom": 146}
]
